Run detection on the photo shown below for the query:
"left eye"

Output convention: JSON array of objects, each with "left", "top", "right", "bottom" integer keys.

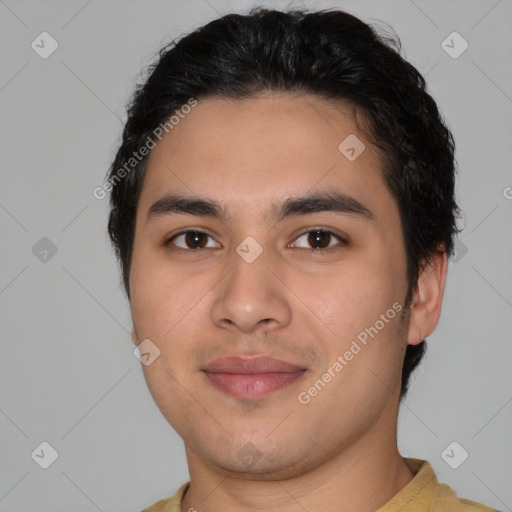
[{"left": 291, "top": 229, "right": 346, "bottom": 250}]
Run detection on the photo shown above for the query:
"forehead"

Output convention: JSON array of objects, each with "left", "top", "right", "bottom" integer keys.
[{"left": 137, "top": 93, "right": 395, "bottom": 225}]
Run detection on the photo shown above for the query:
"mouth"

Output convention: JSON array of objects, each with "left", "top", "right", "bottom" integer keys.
[{"left": 202, "top": 355, "right": 307, "bottom": 399}]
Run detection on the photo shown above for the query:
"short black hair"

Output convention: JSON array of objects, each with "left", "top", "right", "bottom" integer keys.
[{"left": 107, "top": 7, "right": 460, "bottom": 399}]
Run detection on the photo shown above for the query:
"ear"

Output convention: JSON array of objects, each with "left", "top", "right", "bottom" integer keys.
[
  {"left": 407, "top": 246, "right": 448, "bottom": 346},
  {"left": 131, "top": 326, "right": 139, "bottom": 347}
]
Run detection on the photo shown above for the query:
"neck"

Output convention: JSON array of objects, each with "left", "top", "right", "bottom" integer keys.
[{"left": 180, "top": 422, "right": 414, "bottom": 512}]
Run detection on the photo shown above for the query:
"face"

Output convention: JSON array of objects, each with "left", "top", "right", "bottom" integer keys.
[{"left": 129, "top": 93, "right": 414, "bottom": 478}]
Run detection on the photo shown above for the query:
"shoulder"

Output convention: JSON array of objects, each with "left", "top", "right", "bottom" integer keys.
[
  {"left": 433, "top": 481, "right": 499, "bottom": 511},
  {"left": 141, "top": 498, "right": 169, "bottom": 512},
  {"left": 404, "top": 459, "right": 498, "bottom": 512},
  {"left": 380, "top": 459, "right": 499, "bottom": 512},
  {"left": 141, "top": 482, "right": 190, "bottom": 512}
]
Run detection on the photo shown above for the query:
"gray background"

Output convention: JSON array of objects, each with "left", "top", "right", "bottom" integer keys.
[{"left": 1, "top": 0, "right": 511, "bottom": 510}]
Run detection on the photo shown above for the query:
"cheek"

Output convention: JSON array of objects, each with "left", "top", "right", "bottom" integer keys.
[
  {"left": 129, "top": 250, "right": 217, "bottom": 370},
  {"left": 140, "top": 356, "right": 193, "bottom": 439},
  {"left": 305, "top": 252, "right": 406, "bottom": 386},
  {"left": 130, "top": 244, "right": 188, "bottom": 329},
  {"left": 307, "top": 258, "right": 401, "bottom": 337}
]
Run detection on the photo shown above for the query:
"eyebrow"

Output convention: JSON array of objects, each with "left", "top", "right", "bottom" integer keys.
[{"left": 146, "top": 190, "right": 374, "bottom": 225}]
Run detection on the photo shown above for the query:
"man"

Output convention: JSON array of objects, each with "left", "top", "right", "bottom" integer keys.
[{"left": 106, "top": 7, "right": 497, "bottom": 512}]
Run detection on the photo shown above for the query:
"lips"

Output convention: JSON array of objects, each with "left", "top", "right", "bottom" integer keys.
[
  {"left": 202, "top": 356, "right": 307, "bottom": 399},
  {"left": 203, "top": 355, "right": 305, "bottom": 374}
]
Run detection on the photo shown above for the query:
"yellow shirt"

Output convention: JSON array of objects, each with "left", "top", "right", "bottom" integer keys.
[{"left": 142, "top": 458, "right": 498, "bottom": 512}]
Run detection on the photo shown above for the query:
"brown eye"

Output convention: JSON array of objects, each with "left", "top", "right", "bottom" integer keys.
[
  {"left": 292, "top": 229, "right": 346, "bottom": 251},
  {"left": 308, "top": 230, "right": 331, "bottom": 249},
  {"left": 167, "top": 231, "right": 220, "bottom": 250},
  {"left": 184, "top": 231, "right": 208, "bottom": 249}
]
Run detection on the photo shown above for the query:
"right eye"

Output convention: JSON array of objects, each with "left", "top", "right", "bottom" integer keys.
[{"left": 165, "top": 230, "right": 221, "bottom": 251}]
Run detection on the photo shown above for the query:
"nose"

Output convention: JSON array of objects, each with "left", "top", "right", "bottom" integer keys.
[{"left": 211, "top": 250, "right": 292, "bottom": 334}]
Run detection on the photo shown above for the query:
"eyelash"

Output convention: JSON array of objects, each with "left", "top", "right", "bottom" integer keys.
[{"left": 164, "top": 228, "right": 348, "bottom": 255}]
